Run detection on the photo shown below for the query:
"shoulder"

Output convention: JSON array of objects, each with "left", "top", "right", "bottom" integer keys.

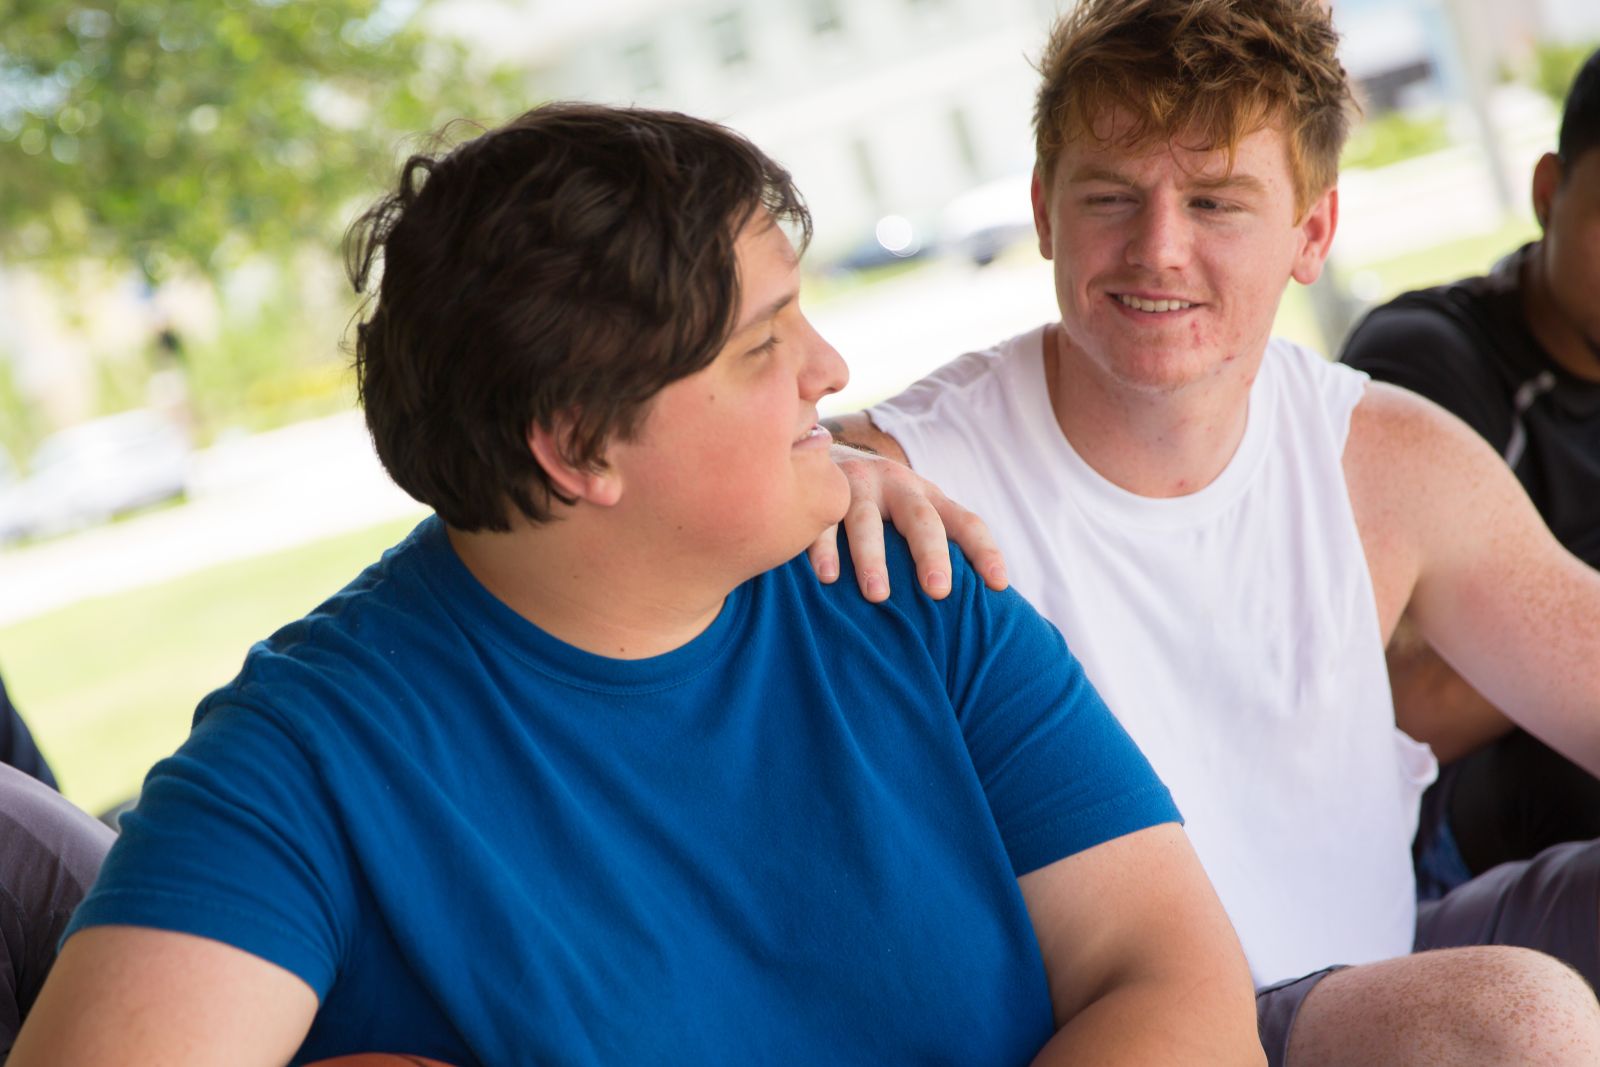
[
  {"left": 1346, "top": 378, "right": 1475, "bottom": 452},
  {"left": 1265, "top": 336, "right": 1366, "bottom": 390},
  {"left": 869, "top": 327, "right": 1050, "bottom": 484},
  {"left": 1342, "top": 294, "right": 1487, "bottom": 374},
  {"left": 1343, "top": 381, "right": 1517, "bottom": 615},
  {"left": 1344, "top": 381, "right": 1503, "bottom": 499},
  {"left": 206, "top": 520, "right": 446, "bottom": 723},
  {"left": 871, "top": 327, "right": 1044, "bottom": 430},
  {"left": 1345, "top": 282, "right": 1531, "bottom": 448},
  {"left": 792, "top": 528, "right": 1043, "bottom": 656},
  {"left": 1340, "top": 281, "right": 1523, "bottom": 418},
  {"left": 1259, "top": 337, "right": 1369, "bottom": 445}
]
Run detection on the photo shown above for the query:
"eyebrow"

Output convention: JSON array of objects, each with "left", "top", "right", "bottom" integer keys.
[
  {"left": 1068, "top": 165, "right": 1268, "bottom": 196},
  {"left": 731, "top": 290, "right": 798, "bottom": 336}
]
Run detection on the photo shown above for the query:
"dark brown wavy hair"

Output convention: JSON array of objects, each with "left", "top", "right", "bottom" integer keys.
[{"left": 345, "top": 103, "right": 811, "bottom": 530}]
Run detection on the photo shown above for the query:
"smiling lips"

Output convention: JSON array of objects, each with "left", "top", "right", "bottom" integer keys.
[
  {"left": 1114, "top": 293, "right": 1198, "bottom": 313},
  {"left": 793, "top": 423, "right": 832, "bottom": 447}
]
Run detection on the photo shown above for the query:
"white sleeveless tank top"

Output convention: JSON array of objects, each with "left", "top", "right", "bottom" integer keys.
[{"left": 872, "top": 326, "right": 1437, "bottom": 986}]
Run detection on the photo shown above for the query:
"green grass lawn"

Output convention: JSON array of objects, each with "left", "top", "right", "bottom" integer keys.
[{"left": 0, "top": 516, "right": 421, "bottom": 814}]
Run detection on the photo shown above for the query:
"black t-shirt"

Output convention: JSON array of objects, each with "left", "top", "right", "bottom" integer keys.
[
  {"left": 0, "top": 671, "right": 56, "bottom": 792},
  {"left": 1340, "top": 244, "right": 1600, "bottom": 567}
]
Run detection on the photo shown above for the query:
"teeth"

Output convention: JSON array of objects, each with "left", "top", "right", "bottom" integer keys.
[
  {"left": 1116, "top": 294, "right": 1194, "bottom": 313},
  {"left": 795, "top": 424, "right": 830, "bottom": 445}
]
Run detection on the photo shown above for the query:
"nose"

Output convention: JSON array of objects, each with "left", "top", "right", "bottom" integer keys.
[
  {"left": 797, "top": 317, "right": 849, "bottom": 401},
  {"left": 1125, "top": 195, "right": 1192, "bottom": 273}
]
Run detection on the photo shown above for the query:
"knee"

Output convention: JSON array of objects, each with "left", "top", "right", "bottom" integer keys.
[
  {"left": 1420, "top": 947, "right": 1599, "bottom": 1065},
  {"left": 1291, "top": 947, "right": 1600, "bottom": 1066}
]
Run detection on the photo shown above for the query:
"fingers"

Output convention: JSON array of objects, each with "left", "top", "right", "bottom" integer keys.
[
  {"left": 807, "top": 524, "right": 842, "bottom": 584},
  {"left": 842, "top": 498, "right": 890, "bottom": 602},
  {"left": 865, "top": 463, "right": 946, "bottom": 599},
  {"left": 827, "top": 445, "right": 1008, "bottom": 601},
  {"left": 888, "top": 497, "right": 953, "bottom": 599},
  {"left": 935, "top": 498, "right": 1009, "bottom": 591}
]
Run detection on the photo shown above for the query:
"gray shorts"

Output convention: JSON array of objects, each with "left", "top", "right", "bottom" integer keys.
[{"left": 1254, "top": 838, "right": 1600, "bottom": 1067}]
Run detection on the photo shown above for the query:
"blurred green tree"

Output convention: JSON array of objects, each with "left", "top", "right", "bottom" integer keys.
[
  {"left": 1532, "top": 40, "right": 1600, "bottom": 109},
  {"left": 0, "top": 0, "right": 522, "bottom": 283}
]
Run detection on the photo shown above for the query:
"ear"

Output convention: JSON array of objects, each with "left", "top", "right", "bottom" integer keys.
[
  {"left": 1530, "top": 152, "right": 1561, "bottom": 232},
  {"left": 527, "top": 420, "right": 622, "bottom": 508},
  {"left": 1031, "top": 166, "right": 1055, "bottom": 261},
  {"left": 1289, "top": 185, "right": 1339, "bottom": 286}
]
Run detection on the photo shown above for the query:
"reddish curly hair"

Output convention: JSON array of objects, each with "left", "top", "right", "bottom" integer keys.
[{"left": 1033, "top": 0, "right": 1357, "bottom": 218}]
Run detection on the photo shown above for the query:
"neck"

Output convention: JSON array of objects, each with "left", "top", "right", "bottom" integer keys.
[
  {"left": 1042, "top": 323, "right": 1254, "bottom": 498},
  {"left": 1522, "top": 241, "right": 1600, "bottom": 383},
  {"left": 447, "top": 514, "right": 729, "bottom": 660}
]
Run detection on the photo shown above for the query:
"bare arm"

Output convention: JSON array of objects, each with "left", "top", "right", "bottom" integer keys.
[
  {"left": 9, "top": 926, "right": 317, "bottom": 1067},
  {"left": 1347, "top": 382, "right": 1600, "bottom": 775},
  {"left": 1019, "top": 823, "right": 1264, "bottom": 1066},
  {"left": 808, "top": 412, "right": 1007, "bottom": 602},
  {"left": 1386, "top": 614, "right": 1516, "bottom": 764}
]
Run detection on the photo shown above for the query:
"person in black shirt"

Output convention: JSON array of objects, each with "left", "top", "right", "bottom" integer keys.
[
  {"left": 0, "top": 668, "right": 56, "bottom": 791},
  {"left": 1341, "top": 47, "right": 1600, "bottom": 896}
]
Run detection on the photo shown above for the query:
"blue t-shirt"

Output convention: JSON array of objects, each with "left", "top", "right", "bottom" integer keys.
[{"left": 71, "top": 517, "right": 1177, "bottom": 1066}]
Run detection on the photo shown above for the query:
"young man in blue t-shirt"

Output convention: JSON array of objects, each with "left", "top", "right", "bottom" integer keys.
[{"left": 13, "top": 104, "right": 1261, "bottom": 1066}]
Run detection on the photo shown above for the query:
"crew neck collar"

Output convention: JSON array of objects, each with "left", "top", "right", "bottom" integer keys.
[
  {"left": 1021, "top": 326, "right": 1275, "bottom": 530},
  {"left": 409, "top": 516, "right": 749, "bottom": 693}
]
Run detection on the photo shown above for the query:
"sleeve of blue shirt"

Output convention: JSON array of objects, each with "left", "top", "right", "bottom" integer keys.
[
  {"left": 856, "top": 535, "right": 1180, "bottom": 877},
  {"left": 67, "top": 691, "right": 358, "bottom": 999}
]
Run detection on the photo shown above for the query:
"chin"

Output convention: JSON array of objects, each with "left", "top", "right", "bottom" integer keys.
[{"left": 805, "top": 464, "right": 850, "bottom": 519}]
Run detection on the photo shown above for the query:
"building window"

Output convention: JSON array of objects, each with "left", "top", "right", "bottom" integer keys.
[{"left": 708, "top": 10, "right": 749, "bottom": 68}]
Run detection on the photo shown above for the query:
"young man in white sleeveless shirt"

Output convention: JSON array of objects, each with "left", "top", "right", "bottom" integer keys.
[{"left": 819, "top": 0, "right": 1600, "bottom": 1064}]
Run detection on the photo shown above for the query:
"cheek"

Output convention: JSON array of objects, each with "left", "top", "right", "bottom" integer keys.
[
  {"left": 1545, "top": 234, "right": 1598, "bottom": 326},
  {"left": 1561, "top": 230, "right": 1600, "bottom": 300}
]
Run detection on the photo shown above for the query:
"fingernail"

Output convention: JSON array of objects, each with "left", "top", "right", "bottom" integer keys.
[
  {"left": 866, "top": 574, "right": 887, "bottom": 599},
  {"left": 819, "top": 563, "right": 838, "bottom": 581},
  {"left": 926, "top": 571, "right": 949, "bottom": 594}
]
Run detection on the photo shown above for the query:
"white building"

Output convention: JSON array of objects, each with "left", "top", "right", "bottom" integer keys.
[{"left": 440, "top": 0, "right": 1065, "bottom": 258}]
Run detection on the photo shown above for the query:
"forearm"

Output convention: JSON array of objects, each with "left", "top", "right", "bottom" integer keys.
[
  {"left": 1419, "top": 558, "right": 1600, "bottom": 777},
  {"left": 1031, "top": 974, "right": 1264, "bottom": 1066},
  {"left": 1387, "top": 618, "right": 1514, "bottom": 763},
  {"left": 821, "top": 412, "right": 908, "bottom": 464}
]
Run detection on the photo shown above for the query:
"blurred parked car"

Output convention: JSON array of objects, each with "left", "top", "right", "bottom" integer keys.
[
  {"left": 0, "top": 410, "right": 192, "bottom": 542},
  {"left": 826, "top": 214, "right": 935, "bottom": 275},
  {"left": 939, "top": 174, "right": 1036, "bottom": 267}
]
